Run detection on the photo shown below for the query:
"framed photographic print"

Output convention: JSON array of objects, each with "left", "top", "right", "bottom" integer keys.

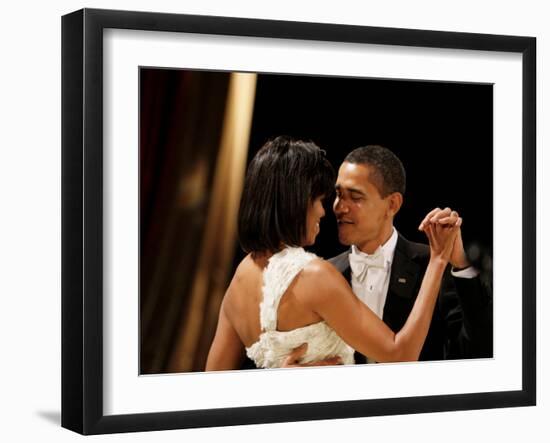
[{"left": 62, "top": 8, "right": 536, "bottom": 435}]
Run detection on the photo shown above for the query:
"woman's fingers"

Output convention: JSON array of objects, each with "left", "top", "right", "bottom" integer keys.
[
  {"left": 418, "top": 207, "right": 442, "bottom": 231},
  {"left": 419, "top": 208, "right": 462, "bottom": 231},
  {"left": 435, "top": 210, "right": 459, "bottom": 226},
  {"left": 430, "top": 207, "right": 452, "bottom": 223},
  {"left": 419, "top": 207, "right": 454, "bottom": 230},
  {"left": 425, "top": 220, "right": 460, "bottom": 261}
]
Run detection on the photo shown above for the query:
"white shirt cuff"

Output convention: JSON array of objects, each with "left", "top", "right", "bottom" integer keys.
[{"left": 451, "top": 266, "right": 479, "bottom": 279}]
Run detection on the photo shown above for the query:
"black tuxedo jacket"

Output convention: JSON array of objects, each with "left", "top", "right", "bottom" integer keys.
[{"left": 329, "top": 233, "right": 493, "bottom": 361}]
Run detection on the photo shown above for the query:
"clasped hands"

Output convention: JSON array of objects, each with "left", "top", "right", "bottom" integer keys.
[{"left": 418, "top": 207, "right": 470, "bottom": 270}]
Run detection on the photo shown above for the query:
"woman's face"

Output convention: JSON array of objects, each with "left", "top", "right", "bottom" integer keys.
[{"left": 304, "top": 196, "right": 326, "bottom": 246}]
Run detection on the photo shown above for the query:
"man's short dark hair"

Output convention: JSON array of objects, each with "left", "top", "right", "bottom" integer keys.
[
  {"left": 238, "top": 136, "right": 335, "bottom": 255},
  {"left": 344, "top": 145, "right": 406, "bottom": 197}
]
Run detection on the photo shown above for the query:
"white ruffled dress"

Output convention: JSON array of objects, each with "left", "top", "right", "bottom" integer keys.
[{"left": 246, "top": 247, "right": 355, "bottom": 368}]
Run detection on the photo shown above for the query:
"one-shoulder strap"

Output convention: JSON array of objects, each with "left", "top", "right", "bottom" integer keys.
[{"left": 260, "top": 247, "right": 317, "bottom": 332}]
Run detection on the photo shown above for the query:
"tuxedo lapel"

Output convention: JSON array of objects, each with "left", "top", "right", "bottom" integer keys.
[
  {"left": 383, "top": 235, "right": 423, "bottom": 332},
  {"left": 388, "top": 245, "right": 421, "bottom": 300}
]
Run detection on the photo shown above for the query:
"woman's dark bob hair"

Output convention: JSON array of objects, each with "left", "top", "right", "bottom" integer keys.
[{"left": 238, "top": 136, "right": 335, "bottom": 255}]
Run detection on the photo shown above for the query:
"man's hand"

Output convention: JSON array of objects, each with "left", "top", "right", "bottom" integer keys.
[
  {"left": 418, "top": 207, "right": 470, "bottom": 269},
  {"left": 281, "top": 343, "right": 343, "bottom": 368}
]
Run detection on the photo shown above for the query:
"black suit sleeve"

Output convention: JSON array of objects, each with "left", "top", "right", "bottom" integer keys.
[{"left": 440, "top": 269, "right": 493, "bottom": 359}]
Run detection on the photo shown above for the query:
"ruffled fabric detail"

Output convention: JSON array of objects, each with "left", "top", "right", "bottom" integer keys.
[
  {"left": 259, "top": 247, "right": 317, "bottom": 332},
  {"left": 246, "top": 321, "right": 355, "bottom": 368},
  {"left": 246, "top": 247, "right": 355, "bottom": 368}
]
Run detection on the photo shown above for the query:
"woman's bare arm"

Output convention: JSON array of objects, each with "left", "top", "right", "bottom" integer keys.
[{"left": 302, "top": 256, "right": 446, "bottom": 362}]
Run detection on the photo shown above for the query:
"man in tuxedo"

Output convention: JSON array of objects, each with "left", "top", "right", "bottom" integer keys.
[{"left": 287, "top": 145, "right": 492, "bottom": 364}]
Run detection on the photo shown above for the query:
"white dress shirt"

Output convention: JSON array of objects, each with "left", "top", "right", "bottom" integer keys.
[{"left": 350, "top": 228, "right": 398, "bottom": 321}]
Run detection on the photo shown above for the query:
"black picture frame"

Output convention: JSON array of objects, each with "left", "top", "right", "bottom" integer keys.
[{"left": 61, "top": 8, "right": 536, "bottom": 435}]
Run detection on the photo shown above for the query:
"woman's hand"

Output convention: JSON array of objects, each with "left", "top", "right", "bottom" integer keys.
[
  {"left": 421, "top": 209, "right": 461, "bottom": 264},
  {"left": 418, "top": 207, "right": 470, "bottom": 269}
]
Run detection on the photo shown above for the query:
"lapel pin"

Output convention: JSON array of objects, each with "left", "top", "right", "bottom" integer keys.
[{"left": 398, "top": 278, "right": 407, "bottom": 284}]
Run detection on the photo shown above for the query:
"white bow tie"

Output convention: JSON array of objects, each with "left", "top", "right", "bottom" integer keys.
[{"left": 349, "top": 248, "right": 386, "bottom": 283}]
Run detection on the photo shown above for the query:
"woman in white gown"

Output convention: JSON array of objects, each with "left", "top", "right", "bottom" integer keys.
[{"left": 206, "top": 136, "right": 460, "bottom": 370}]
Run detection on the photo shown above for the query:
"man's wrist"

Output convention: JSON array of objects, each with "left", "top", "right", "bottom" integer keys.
[{"left": 450, "top": 254, "right": 470, "bottom": 270}]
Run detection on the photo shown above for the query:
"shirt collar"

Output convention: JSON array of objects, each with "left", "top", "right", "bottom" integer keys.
[{"left": 350, "top": 227, "right": 398, "bottom": 267}]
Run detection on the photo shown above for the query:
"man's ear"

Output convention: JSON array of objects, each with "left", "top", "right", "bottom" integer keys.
[{"left": 387, "top": 192, "right": 403, "bottom": 217}]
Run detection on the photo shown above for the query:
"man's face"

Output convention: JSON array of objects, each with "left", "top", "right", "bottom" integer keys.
[{"left": 333, "top": 161, "right": 393, "bottom": 253}]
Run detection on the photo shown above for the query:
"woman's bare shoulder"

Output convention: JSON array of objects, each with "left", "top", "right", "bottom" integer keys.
[
  {"left": 224, "top": 253, "right": 265, "bottom": 303},
  {"left": 299, "top": 257, "right": 349, "bottom": 297},
  {"left": 303, "top": 257, "right": 343, "bottom": 276},
  {"left": 294, "top": 257, "right": 358, "bottom": 318},
  {"left": 231, "top": 254, "right": 266, "bottom": 282}
]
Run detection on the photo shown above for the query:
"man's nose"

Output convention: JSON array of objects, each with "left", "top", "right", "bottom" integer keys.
[{"left": 334, "top": 197, "right": 348, "bottom": 213}]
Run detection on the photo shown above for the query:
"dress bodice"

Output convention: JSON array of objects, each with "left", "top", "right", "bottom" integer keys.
[{"left": 245, "top": 247, "right": 355, "bottom": 368}]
